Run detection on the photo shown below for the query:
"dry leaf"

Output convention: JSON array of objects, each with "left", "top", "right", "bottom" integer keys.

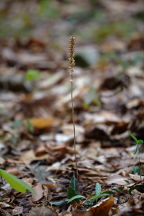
[
  {"left": 106, "top": 175, "right": 128, "bottom": 185},
  {"left": 32, "top": 183, "right": 43, "bottom": 202},
  {"left": 72, "top": 197, "right": 115, "bottom": 216},
  {"left": 30, "top": 207, "right": 58, "bottom": 216},
  {"left": 20, "top": 150, "right": 36, "bottom": 164},
  {"left": 12, "top": 206, "right": 23, "bottom": 215},
  {"left": 35, "top": 144, "right": 74, "bottom": 163},
  {"left": 88, "top": 197, "right": 115, "bottom": 216},
  {"left": 28, "top": 117, "right": 59, "bottom": 129}
]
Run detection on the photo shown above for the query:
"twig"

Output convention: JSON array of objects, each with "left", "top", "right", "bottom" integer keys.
[{"left": 68, "top": 36, "right": 78, "bottom": 179}]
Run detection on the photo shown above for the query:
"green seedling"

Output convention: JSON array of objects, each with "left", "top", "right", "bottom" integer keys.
[
  {"left": 25, "top": 69, "right": 40, "bottom": 82},
  {"left": 10, "top": 136, "right": 19, "bottom": 146},
  {"left": 10, "top": 120, "right": 22, "bottom": 146},
  {"left": 131, "top": 166, "right": 141, "bottom": 175},
  {"left": 67, "top": 195, "right": 85, "bottom": 203},
  {"left": 12, "top": 119, "right": 22, "bottom": 130},
  {"left": 26, "top": 120, "right": 34, "bottom": 132},
  {"left": 67, "top": 174, "right": 78, "bottom": 199},
  {"left": 0, "top": 169, "right": 33, "bottom": 193},
  {"left": 67, "top": 174, "right": 85, "bottom": 203},
  {"left": 50, "top": 200, "right": 67, "bottom": 207},
  {"left": 51, "top": 181, "right": 113, "bottom": 206},
  {"left": 84, "top": 183, "right": 112, "bottom": 206},
  {"left": 130, "top": 182, "right": 144, "bottom": 193},
  {"left": 50, "top": 174, "right": 85, "bottom": 206},
  {"left": 129, "top": 132, "right": 143, "bottom": 154},
  {"left": 129, "top": 132, "right": 144, "bottom": 176}
]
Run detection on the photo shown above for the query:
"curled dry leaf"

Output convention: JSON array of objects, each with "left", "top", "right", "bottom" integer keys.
[
  {"left": 72, "top": 197, "right": 115, "bottom": 216},
  {"left": 87, "top": 197, "right": 116, "bottom": 216}
]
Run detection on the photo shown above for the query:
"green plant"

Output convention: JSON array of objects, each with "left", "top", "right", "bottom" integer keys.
[
  {"left": 129, "top": 133, "right": 143, "bottom": 154},
  {"left": 67, "top": 174, "right": 85, "bottom": 203},
  {"left": 67, "top": 174, "right": 78, "bottom": 199},
  {"left": 130, "top": 182, "right": 144, "bottom": 193},
  {"left": 84, "top": 183, "right": 112, "bottom": 206},
  {"left": 50, "top": 174, "right": 85, "bottom": 206},
  {"left": 129, "top": 132, "right": 144, "bottom": 176},
  {"left": 25, "top": 69, "right": 40, "bottom": 82},
  {"left": 51, "top": 179, "right": 113, "bottom": 206},
  {"left": 0, "top": 169, "right": 33, "bottom": 193},
  {"left": 131, "top": 166, "right": 141, "bottom": 175},
  {"left": 12, "top": 119, "right": 22, "bottom": 130},
  {"left": 26, "top": 120, "right": 34, "bottom": 132},
  {"left": 51, "top": 39, "right": 83, "bottom": 206}
]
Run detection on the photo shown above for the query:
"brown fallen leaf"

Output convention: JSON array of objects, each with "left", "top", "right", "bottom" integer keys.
[
  {"left": 28, "top": 117, "right": 59, "bottom": 130},
  {"left": 106, "top": 174, "right": 128, "bottom": 185},
  {"left": 32, "top": 183, "right": 43, "bottom": 202},
  {"left": 129, "top": 174, "right": 144, "bottom": 182},
  {"left": 88, "top": 197, "right": 115, "bottom": 216},
  {"left": 73, "top": 197, "right": 115, "bottom": 216},
  {"left": 20, "top": 150, "right": 36, "bottom": 164},
  {"left": 35, "top": 144, "right": 74, "bottom": 164},
  {"left": 6, "top": 168, "right": 22, "bottom": 176},
  {"left": 128, "top": 35, "right": 144, "bottom": 51},
  {"left": 0, "top": 209, "right": 11, "bottom": 216},
  {"left": 0, "top": 157, "right": 5, "bottom": 165},
  {"left": 12, "top": 206, "right": 23, "bottom": 215},
  {"left": 29, "top": 207, "right": 58, "bottom": 216},
  {"left": 16, "top": 37, "right": 46, "bottom": 52}
]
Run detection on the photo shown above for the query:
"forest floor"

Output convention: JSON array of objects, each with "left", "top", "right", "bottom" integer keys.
[{"left": 0, "top": 0, "right": 144, "bottom": 215}]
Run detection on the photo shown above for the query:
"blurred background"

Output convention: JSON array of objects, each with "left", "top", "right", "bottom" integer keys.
[
  {"left": 0, "top": 0, "right": 143, "bottom": 46},
  {"left": 0, "top": 0, "right": 144, "bottom": 136}
]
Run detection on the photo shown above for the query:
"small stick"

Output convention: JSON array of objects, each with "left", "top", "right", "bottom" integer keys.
[{"left": 68, "top": 36, "right": 78, "bottom": 179}]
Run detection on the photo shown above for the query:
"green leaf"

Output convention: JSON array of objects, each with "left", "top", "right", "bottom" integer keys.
[
  {"left": 67, "top": 195, "right": 85, "bottom": 203},
  {"left": 11, "top": 136, "right": 19, "bottom": 145},
  {"left": 26, "top": 120, "right": 34, "bottom": 132},
  {"left": 25, "top": 69, "right": 40, "bottom": 82},
  {"left": 12, "top": 120, "right": 22, "bottom": 129},
  {"left": 101, "top": 191, "right": 113, "bottom": 196},
  {"left": 129, "top": 132, "right": 138, "bottom": 144},
  {"left": 115, "top": 186, "right": 124, "bottom": 192},
  {"left": 131, "top": 166, "right": 141, "bottom": 175},
  {"left": 50, "top": 200, "right": 66, "bottom": 206},
  {"left": 67, "top": 174, "right": 78, "bottom": 198},
  {"left": 130, "top": 183, "right": 144, "bottom": 193},
  {"left": 95, "top": 183, "right": 101, "bottom": 196},
  {"left": 0, "top": 169, "right": 33, "bottom": 193},
  {"left": 84, "top": 192, "right": 110, "bottom": 207},
  {"left": 84, "top": 196, "right": 99, "bottom": 206},
  {"left": 137, "top": 140, "right": 143, "bottom": 145}
]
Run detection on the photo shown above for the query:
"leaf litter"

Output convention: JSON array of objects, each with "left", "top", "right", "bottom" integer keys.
[{"left": 0, "top": 0, "right": 144, "bottom": 215}]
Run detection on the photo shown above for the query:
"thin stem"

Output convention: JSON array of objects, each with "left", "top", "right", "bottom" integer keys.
[
  {"left": 69, "top": 68, "right": 78, "bottom": 179},
  {"left": 68, "top": 36, "right": 78, "bottom": 179},
  {"left": 138, "top": 147, "right": 142, "bottom": 180}
]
